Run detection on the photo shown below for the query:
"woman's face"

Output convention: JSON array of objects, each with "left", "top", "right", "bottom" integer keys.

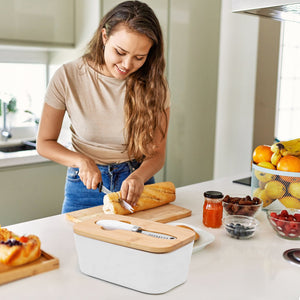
[{"left": 101, "top": 24, "right": 153, "bottom": 79}]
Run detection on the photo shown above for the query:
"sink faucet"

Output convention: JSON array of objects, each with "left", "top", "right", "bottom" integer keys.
[{"left": 1, "top": 102, "right": 12, "bottom": 141}]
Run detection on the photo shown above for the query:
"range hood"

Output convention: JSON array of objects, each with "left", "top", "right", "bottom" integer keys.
[{"left": 232, "top": 0, "right": 300, "bottom": 22}]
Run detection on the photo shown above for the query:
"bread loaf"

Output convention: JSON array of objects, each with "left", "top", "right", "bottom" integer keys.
[{"left": 103, "top": 181, "right": 176, "bottom": 214}]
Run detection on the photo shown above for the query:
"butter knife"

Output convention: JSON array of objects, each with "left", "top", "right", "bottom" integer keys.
[
  {"left": 98, "top": 182, "right": 134, "bottom": 213},
  {"left": 96, "top": 220, "right": 176, "bottom": 240}
]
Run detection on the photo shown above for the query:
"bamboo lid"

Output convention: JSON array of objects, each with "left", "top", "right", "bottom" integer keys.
[{"left": 73, "top": 214, "right": 195, "bottom": 253}]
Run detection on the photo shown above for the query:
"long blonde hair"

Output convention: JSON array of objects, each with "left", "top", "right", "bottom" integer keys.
[{"left": 83, "top": 1, "right": 168, "bottom": 161}]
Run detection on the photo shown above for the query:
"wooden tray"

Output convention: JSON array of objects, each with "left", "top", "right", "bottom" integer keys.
[
  {"left": 0, "top": 250, "right": 59, "bottom": 285},
  {"left": 66, "top": 203, "right": 192, "bottom": 224}
]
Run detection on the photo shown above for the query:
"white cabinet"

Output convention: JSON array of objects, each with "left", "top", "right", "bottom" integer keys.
[{"left": 0, "top": 0, "right": 74, "bottom": 47}]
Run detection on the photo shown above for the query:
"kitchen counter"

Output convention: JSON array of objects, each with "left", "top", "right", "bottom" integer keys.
[
  {"left": 0, "top": 133, "right": 70, "bottom": 168},
  {"left": 0, "top": 150, "right": 48, "bottom": 168},
  {"left": 2, "top": 175, "right": 299, "bottom": 299}
]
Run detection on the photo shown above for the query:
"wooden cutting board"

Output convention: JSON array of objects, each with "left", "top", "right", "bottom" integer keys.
[
  {"left": 66, "top": 203, "right": 192, "bottom": 224},
  {"left": 0, "top": 251, "right": 59, "bottom": 285}
]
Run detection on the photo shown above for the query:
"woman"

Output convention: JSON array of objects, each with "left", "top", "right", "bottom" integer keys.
[{"left": 36, "top": 1, "right": 170, "bottom": 213}]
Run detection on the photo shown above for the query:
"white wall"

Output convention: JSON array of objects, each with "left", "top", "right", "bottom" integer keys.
[{"left": 214, "top": 0, "right": 259, "bottom": 179}]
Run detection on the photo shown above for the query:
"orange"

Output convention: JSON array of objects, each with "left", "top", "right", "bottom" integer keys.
[
  {"left": 277, "top": 155, "right": 300, "bottom": 182},
  {"left": 252, "top": 145, "right": 273, "bottom": 164}
]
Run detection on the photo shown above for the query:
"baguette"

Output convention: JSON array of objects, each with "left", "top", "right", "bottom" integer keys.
[{"left": 103, "top": 181, "right": 176, "bottom": 214}]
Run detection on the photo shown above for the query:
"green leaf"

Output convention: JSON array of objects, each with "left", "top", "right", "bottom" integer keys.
[{"left": 7, "top": 97, "right": 17, "bottom": 113}]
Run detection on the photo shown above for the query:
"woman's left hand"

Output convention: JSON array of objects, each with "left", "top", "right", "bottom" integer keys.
[{"left": 120, "top": 174, "right": 144, "bottom": 207}]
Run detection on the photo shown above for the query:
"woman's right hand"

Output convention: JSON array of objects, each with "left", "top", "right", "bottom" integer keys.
[{"left": 78, "top": 157, "right": 102, "bottom": 190}]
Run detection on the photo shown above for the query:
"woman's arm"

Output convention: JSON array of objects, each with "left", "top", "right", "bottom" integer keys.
[
  {"left": 121, "top": 108, "right": 170, "bottom": 206},
  {"left": 36, "top": 103, "right": 102, "bottom": 189}
]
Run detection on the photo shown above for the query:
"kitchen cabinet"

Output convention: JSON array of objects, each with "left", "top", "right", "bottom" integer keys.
[
  {"left": 166, "top": 0, "right": 221, "bottom": 186},
  {"left": 0, "top": 162, "right": 66, "bottom": 226},
  {"left": 232, "top": 0, "right": 300, "bottom": 22},
  {"left": 0, "top": 0, "right": 74, "bottom": 47}
]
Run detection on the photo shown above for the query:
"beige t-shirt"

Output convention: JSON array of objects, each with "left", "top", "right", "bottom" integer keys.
[{"left": 44, "top": 57, "right": 169, "bottom": 165}]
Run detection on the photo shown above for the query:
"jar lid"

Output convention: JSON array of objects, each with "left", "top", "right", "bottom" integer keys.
[{"left": 204, "top": 191, "right": 223, "bottom": 199}]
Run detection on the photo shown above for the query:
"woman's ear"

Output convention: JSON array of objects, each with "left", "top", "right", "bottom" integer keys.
[{"left": 102, "top": 28, "right": 108, "bottom": 45}]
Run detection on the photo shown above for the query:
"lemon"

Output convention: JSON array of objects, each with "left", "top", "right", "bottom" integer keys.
[
  {"left": 288, "top": 182, "right": 300, "bottom": 199},
  {"left": 254, "top": 170, "right": 276, "bottom": 183},
  {"left": 253, "top": 188, "right": 273, "bottom": 207},
  {"left": 279, "top": 196, "right": 300, "bottom": 209},
  {"left": 253, "top": 187, "right": 263, "bottom": 198},
  {"left": 264, "top": 180, "right": 286, "bottom": 200},
  {"left": 259, "top": 190, "right": 274, "bottom": 207}
]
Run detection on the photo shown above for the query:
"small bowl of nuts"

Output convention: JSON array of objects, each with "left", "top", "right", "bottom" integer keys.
[
  {"left": 222, "top": 195, "right": 262, "bottom": 217},
  {"left": 223, "top": 215, "right": 259, "bottom": 239}
]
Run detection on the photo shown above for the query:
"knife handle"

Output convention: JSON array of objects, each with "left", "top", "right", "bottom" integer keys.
[
  {"left": 96, "top": 220, "right": 140, "bottom": 232},
  {"left": 97, "top": 182, "right": 103, "bottom": 193}
]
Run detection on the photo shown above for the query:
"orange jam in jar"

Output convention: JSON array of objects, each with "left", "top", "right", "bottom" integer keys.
[{"left": 203, "top": 191, "right": 224, "bottom": 228}]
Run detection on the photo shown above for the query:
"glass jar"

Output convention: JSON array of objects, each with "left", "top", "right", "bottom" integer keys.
[{"left": 203, "top": 191, "right": 224, "bottom": 228}]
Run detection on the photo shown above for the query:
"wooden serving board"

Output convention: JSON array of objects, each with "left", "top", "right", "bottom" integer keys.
[
  {"left": 0, "top": 251, "right": 59, "bottom": 285},
  {"left": 66, "top": 203, "right": 192, "bottom": 224}
]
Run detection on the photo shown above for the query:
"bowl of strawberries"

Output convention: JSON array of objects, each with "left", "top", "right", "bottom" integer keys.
[{"left": 266, "top": 209, "right": 300, "bottom": 240}]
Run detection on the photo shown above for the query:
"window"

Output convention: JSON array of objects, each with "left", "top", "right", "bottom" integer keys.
[
  {"left": 276, "top": 21, "right": 300, "bottom": 141},
  {"left": 0, "top": 49, "right": 48, "bottom": 128}
]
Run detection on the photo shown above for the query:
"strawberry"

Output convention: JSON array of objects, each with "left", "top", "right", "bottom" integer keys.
[
  {"left": 270, "top": 212, "right": 278, "bottom": 219},
  {"left": 280, "top": 210, "right": 288, "bottom": 218},
  {"left": 276, "top": 216, "right": 286, "bottom": 229},
  {"left": 294, "top": 213, "right": 300, "bottom": 223}
]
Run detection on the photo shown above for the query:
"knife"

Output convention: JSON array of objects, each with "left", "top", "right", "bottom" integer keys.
[
  {"left": 98, "top": 182, "right": 134, "bottom": 213},
  {"left": 96, "top": 219, "right": 176, "bottom": 240}
]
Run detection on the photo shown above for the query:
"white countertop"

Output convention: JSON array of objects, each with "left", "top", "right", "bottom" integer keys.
[
  {"left": 2, "top": 175, "right": 300, "bottom": 299},
  {"left": 0, "top": 150, "right": 48, "bottom": 168}
]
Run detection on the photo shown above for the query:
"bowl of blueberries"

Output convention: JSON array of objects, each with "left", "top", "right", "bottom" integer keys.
[{"left": 223, "top": 215, "right": 259, "bottom": 239}]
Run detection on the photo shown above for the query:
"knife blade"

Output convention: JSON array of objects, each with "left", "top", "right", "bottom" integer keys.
[
  {"left": 98, "top": 182, "right": 134, "bottom": 213},
  {"left": 96, "top": 219, "right": 176, "bottom": 240}
]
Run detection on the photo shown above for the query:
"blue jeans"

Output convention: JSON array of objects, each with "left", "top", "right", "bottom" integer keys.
[{"left": 62, "top": 160, "right": 155, "bottom": 213}]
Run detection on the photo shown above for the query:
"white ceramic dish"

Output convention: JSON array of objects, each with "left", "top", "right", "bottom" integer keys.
[{"left": 169, "top": 222, "right": 215, "bottom": 253}]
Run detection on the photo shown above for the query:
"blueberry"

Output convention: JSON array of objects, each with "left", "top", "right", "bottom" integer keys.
[
  {"left": 226, "top": 222, "right": 254, "bottom": 239},
  {"left": 0, "top": 239, "right": 22, "bottom": 247}
]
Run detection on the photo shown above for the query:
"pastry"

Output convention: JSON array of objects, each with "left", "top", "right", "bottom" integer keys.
[{"left": 0, "top": 227, "right": 41, "bottom": 266}]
